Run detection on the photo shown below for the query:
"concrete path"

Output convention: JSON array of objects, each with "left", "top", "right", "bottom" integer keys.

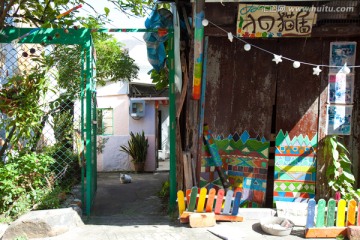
[{"left": 36, "top": 172, "right": 333, "bottom": 240}]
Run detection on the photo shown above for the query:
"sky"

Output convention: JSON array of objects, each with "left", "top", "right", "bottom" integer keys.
[{"left": 79, "top": 0, "right": 153, "bottom": 83}]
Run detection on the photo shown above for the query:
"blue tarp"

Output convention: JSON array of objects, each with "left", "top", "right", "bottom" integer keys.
[{"left": 143, "top": 8, "right": 173, "bottom": 72}]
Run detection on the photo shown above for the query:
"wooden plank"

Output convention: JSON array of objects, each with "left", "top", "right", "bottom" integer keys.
[
  {"left": 177, "top": 190, "right": 186, "bottom": 215},
  {"left": 214, "top": 189, "right": 225, "bottom": 214},
  {"left": 180, "top": 212, "right": 243, "bottom": 223},
  {"left": 183, "top": 152, "right": 193, "bottom": 190},
  {"left": 222, "top": 190, "right": 233, "bottom": 215},
  {"left": 336, "top": 199, "right": 346, "bottom": 227},
  {"left": 315, "top": 199, "right": 326, "bottom": 227},
  {"left": 189, "top": 212, "right": 216, "bottom": 228},
  {"left": 176, "top": 54, "right": 189, "bottom": 118},
  {"left": 358, "top": 202, "right": 360, "bottom": 226},
  {"left": 196, "top": 187, "right": 207, "bottom": 213},
  {"left": 205, "top": 188, "right": 216, "bottom": 212},
  {"left": 306, "top": 199, "right": 316, "bottom": 228},
  {"left": 326, "top": 199, "right": 336, "bottom": 227},
  {"left": 231, "top": 191, "right": 242, "bottom": 216},
  {"left": 188, "top": 187, "right": 198, "bottom": 212},
  {"left": 215, "top": 214, "right": 243, "bottom": 222},
  {"left": 312, "top": 25, "right": 360, "bottom": 37},
  {"left": 305, "top": 227, "right": 347, "bottom": 238},
  {"left": 204, "top": 37, "right": 276, "bottom": 140},
  {"left": 347, "top": 199, "right": 357, "bottom": 226},
  {"left": 186, "top": 189, "right": 191, "bottom": 204},
  {"left": 179, "top": 211, "right": 192, "bottom": 223}
]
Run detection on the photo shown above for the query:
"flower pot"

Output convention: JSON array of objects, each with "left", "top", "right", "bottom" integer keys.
[{"left": 133, "top": 162, "right": 145, "bottom": 173}]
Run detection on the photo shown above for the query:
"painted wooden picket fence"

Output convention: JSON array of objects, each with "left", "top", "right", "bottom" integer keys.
[
  {"left": 305, "top": 198, "right": 360, "bottom": 238},
  {"left": 177, "top": 186, "right": 244, "bottom": 223}
]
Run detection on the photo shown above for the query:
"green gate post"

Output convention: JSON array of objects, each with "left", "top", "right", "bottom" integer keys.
[
  {"left": 168, "top": 29, "right": 176, "bottom": 213},
  {"left": 80, "top": 45, "right": 86, "bottom": 210},
  {"left": 92, "top": 52, "right": 97, "bottom": 194},
  {"left": 84, "top": 35, "right": 94, "bottom": 216},
  {"left": 0, "top": 28, "right": 97, "bottom": 216}
]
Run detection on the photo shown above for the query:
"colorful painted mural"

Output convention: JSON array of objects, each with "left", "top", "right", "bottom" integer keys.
[
  {"left": 200, "top": 131, "right": 269, "bottom": 207},
  {"left": 274, "top": 130, "right": 317, "bottom": 203}
]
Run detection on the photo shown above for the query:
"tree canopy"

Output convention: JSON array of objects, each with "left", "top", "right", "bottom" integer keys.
[
  {"left": 0, "top": 0, "right": 149, "bottom": 158},
  {"left": 0, "top": 0, "right": 153, "bottom": 30}
]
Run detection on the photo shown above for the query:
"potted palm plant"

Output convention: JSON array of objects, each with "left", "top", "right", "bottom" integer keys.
[{"left": 120, "top": 131, "right": 149, "bottom": 172}]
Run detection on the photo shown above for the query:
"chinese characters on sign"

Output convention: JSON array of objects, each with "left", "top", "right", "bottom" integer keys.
[
  {"left": 326, "top": 42, "right": 357, "bottom": 135},
  {"left": 237, "top": 4, "right": 317, "bottom": 38}
]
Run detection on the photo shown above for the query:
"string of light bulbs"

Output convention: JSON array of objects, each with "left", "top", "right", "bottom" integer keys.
[{"left": 201, "top": 18, "right": 360, "bottom": 76}]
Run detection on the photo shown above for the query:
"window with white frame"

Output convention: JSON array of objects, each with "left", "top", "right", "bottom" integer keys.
[{"left": 97, "top": 108, "right": 113, "bottom": 135}]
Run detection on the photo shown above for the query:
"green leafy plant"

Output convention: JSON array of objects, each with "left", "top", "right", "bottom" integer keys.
[
  {"left": 158, "top": 180, "right": 170, "bottom": 199},
  {"left": 0, "top": 69, "right": 49, "bottom": 159},
  {"left": 36, "top": 185, "right": 65, "bottom": 210},
  {"left": 119, "top": 131, "right": 149, "bottom": 163},
  {"left": 158, "top": 180, "right": 172, "bottom": 215},
  {"left": 150, "top": 67, "right": 169, "bottom": 90},
  {"left": 0, "top": 0, "right": 154, "bottom": 30},
  {"left": 13, "top": 236, "right": 28, "bottom": 240},
  {"left": 0, "top": 153, "right": 55, "bottom": 218},
  {"left": 324, "top": 135, "right": 360, "bottom": 201},
  {"left": 43, "top": 144, "right": 80, "bottom": 187}
]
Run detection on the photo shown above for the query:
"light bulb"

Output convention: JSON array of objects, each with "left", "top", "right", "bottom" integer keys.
[
  {"left": 344, "top": 66, "right": 351, "bottom": 74},
  {"left": 293, "top": 61, "right": 300, "bottom": 68},
  {"left": 244, "top": 44, "right": 251, "bottom": 51},
  {"left": 202, "top": 19, "right": 209, "bottom": 27}
]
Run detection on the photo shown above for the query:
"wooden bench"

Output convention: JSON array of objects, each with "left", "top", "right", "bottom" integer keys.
[
  {"left": 305, "top": 198, "right": 360, "bottom": 238},
  {"left": 177, "top": 186, "right": 244, "bottom": 223}
]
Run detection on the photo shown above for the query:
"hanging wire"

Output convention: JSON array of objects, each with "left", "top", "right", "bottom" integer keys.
[{"left": 203, "top": 18, "right": 360, "bottom": 69}]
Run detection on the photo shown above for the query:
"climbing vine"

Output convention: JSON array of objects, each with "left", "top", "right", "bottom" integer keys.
[{"left": 324, "top": 135, "right": 360, "bottom": 200}]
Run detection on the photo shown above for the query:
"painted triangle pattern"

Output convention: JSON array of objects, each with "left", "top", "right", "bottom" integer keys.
[
  {"left": 201, "top": 130, "right": 269, "bottom": 207},
  {"left": 274, "top": 130, "right": 317, "bottom": 203}
]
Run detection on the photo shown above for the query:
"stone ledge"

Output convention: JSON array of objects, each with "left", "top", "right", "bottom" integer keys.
[
  {"left": 237, "top": 208, "right": 276, "bottom": 220},
  {"left": 2, "top": 208, "right": 84, "bottom": 240},
  {"left": 0, "top": 223, "right": 8, "bottom": 239},
  {"left": 348, "top": 226, "right": 360, "bottom": 240}
]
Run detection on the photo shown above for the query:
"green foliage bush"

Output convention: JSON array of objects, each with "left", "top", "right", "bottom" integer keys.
[
  {"left": 158, "top": 180, "right": 170, "bottom": 199},
  {"left": 119, "top": 131, "right": 149, "bottom": 163},
  {"left": 324, "top": 135, "right": 360, "bottom": 201},
  {"left": 0, "top": 153, "right": 55, "bottom": 218},
  {"left": 43, "top": 144, "right": 80, "bottom": 187}
]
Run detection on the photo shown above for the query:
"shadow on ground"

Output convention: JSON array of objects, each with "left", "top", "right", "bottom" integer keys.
[{"left": 84, "top": 172, "right": 177, "bottom": 226}]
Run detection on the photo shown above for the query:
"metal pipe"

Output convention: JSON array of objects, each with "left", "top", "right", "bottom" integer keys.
[
  {"left": 168, "top": 29, "right": 177, "bottom": 213},
  {"left": 85, "top": 39, "right": 93, "bottom": 216}
]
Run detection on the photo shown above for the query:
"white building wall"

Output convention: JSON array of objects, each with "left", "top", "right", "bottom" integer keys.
[
  {"left": 129, "top": 100, "right": 156, "bottom": 171},
  {"left": 159, "top": 104, "right": 169, "bottom": 160},
  {"left": 96, "top": 82, "right": 158, "bottom": 172}
]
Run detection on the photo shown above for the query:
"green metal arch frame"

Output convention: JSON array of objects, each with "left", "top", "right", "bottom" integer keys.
[{"left": 0, "top": 27, "right": 176, "bottom": 215}]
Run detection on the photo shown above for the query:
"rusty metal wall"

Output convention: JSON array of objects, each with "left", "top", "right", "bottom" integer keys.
[
  {"left": 204, "top": 37, "right": 277, "bottom": 139},
  {"left": 202, "top": 36, "right": 360, "bottom": 195},
  {"left": 276, "top": 38, "right": 323, "bottom": 139}
]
